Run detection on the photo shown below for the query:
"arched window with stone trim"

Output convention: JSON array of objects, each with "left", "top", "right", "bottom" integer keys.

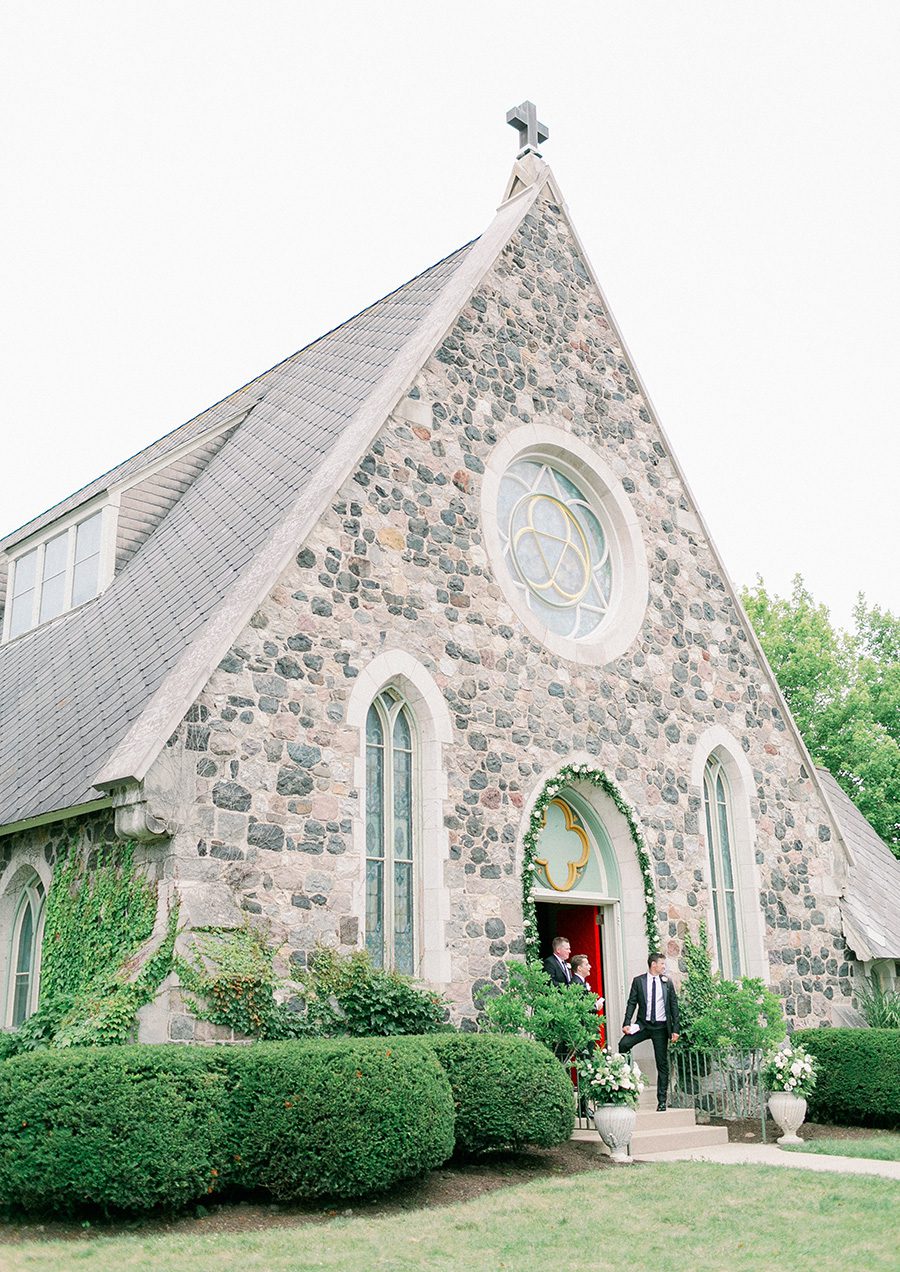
[
  {"left": 5, "top": 874, "right": 45, "bottom": 1027},
  {"left": 703, "top": 754, "right": 743, "bottom": 979},
  {"left": 365, "top": 687, "right": 417, "bottom": 974}
]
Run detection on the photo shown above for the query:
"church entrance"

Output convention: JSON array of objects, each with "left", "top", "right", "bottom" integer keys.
[{"left": 536, "top": 899, "right": 606, "bottom": 1047}]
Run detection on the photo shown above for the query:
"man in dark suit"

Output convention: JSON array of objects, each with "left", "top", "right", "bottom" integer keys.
[
  {"left": 619, "top": 952, "right": 680, "bottom": 1111},
  {"left": 542, "top": 935, "right": 571, "bottom": 986}
]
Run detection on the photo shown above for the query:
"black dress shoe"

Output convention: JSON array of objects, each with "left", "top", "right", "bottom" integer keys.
[{"left": 656, "top": 1103, "right": 667, "bottom": 1112}]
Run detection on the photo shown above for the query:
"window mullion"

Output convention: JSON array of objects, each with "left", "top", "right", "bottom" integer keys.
[
  {"left": 31, "top": 543, "right": 46, "bottom": 629},
  {"left": 63, "top": 525, "right": 77, "bottom": 610},
  {"left": 383, "top": 708, "right": 395, "bottom": 968}
]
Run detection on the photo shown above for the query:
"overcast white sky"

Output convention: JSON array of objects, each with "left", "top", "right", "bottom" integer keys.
[{"left": 1, "top": 2, "right": 897, "bottom": 629}]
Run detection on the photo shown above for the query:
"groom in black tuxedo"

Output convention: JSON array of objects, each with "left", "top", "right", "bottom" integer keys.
[{"left": 619, "top": 952, "right": 680, "bottom": 1111}]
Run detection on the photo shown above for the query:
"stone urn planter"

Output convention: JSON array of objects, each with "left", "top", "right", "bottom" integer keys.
[
  {"left": 768, "top": 1091, "right": 808, "bottom": 1144},
  {"left": 592, "top": 1104, "right": 637, "bottom": 1163}
]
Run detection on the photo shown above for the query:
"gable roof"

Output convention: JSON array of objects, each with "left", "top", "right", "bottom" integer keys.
[
  {"left": 816, "top": 768, "right": 900, "bottom": 960},
  {"left": 0, "top": 152, "right": 855, "bottom": 868},
  {"left": 0, "top": 237, "right": 486, "bottom": 829}
]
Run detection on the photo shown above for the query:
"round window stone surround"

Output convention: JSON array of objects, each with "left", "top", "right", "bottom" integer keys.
[{"left": 481, "top": 424, "right": 649, "bottom": 665}]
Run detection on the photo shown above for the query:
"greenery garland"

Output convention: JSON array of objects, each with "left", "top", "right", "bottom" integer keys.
[{"left": 521, "top": 763, "right": 662, "bottom": 961}]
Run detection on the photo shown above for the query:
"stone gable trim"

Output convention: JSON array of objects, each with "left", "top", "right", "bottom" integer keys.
[{"left": 93, "top": 168, "right": 554, "bottom": 798}]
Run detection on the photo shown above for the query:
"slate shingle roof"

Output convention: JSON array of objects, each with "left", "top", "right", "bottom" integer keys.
[
  {"left": 817, "top": 768, "right": 900, "bottom": 960},
  {"left": 0, "top": 241, "right": 475, "bottom": 828}
]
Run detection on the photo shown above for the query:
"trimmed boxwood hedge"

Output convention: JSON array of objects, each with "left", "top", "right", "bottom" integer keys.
[
  {"left": 0, "top": 1037, "right": 455, "bottom": 1215},
  {"left": 227, "top": 1037, "right": 455, "bottom": 1201},
  {"left": 0, "top": 1032, "right": 575, "bottom": 1215},
  {"left": 425, "top": 1034, "right": 575, "bottom": 1153},
  {"left": 0, "top": 1044, "right": 236, "bottom": 1216},
  {"left": 792, "top": 1028, "right": 900, "bottom": 1128}
]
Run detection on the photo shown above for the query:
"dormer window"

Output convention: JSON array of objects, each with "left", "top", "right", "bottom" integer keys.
[{"left": 5, "top": 508, "right": 107, "bottom": 640}]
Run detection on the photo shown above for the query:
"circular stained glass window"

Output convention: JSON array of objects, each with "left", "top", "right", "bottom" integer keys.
[{"left": 497, "top": 459, "right": 612, "bottom": 639}]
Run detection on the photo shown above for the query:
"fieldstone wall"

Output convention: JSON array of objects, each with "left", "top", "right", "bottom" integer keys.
[{"left": 109, "top": 186, "right": 855, "bottom": 1030}]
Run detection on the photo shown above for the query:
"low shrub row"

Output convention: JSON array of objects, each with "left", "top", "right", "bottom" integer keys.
[
  {"left": 792, "top": 1027, "right": 900, "bottom": 1129},
  {"left": 0, "top": 1033, "right": 573, "bottom": 1216},
  {"left": 426, "top": 1034, "right": 574, "bottom": 1154}
]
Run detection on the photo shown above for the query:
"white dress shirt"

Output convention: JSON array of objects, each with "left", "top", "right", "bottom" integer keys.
[{"left": 646, "top": 972, "right": 667, "bottom": 1023}]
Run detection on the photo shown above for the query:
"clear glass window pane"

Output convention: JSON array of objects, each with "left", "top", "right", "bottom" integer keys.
[
  {"left": 393, "top": 861, "right": 414, "bottom": 975},
  {"left": 12, "top": 549, "right": 37, "bottom": 599},
  {"left": 42, "top": 532, "right": 68, "bottom": 581},
  {"left": 72, "top": 554, "right": 100, "bottom": 607},
  {"left": 717, "top": 785, "right": 736, "bottom": 890},
  {"left": 74, "top": 512, "right": 102, "bottom": 562},
  {"left": 365, "top": 861, "right": 384, "bottom": 969},
  {"left": 9, "top": 591, "right": 35, "bottom": 639},
  {"left": 39, "top": 572, "right": 67, "bottom": 623}
]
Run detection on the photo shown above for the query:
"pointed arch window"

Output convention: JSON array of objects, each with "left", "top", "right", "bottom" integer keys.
[
  {"left": 6, "top": 876, "right": 45, "bottom": 1027},
  {"left": 365, "top": 689, "right": 416, "bottom": 974},
  {"left": 703, "top": 756, "right": 742, "bottom": 979}
]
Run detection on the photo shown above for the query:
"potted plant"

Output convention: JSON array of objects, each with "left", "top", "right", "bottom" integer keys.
[
  {"left": 763, "top": 1040, "right": 818, "bottom": 1144},
  {"left": 577, "top": 1048, "right": 644, "bottom": 1163}
]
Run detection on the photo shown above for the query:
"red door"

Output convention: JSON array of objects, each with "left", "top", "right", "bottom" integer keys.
[{"left": 556, "top": 904, "right": 605, "bottom": 1047}]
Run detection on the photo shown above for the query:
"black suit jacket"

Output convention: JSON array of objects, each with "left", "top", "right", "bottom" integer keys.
[
  {"left": 542, "top": 954, "right": 571, "bottom": 986},
  {"left": 623, "top": 973, "right": 679, "bottom": 1037}
]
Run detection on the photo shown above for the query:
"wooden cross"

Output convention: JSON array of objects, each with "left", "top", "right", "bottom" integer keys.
[{"left": 506, "top": 101, "right": 549, "bottom": 157}]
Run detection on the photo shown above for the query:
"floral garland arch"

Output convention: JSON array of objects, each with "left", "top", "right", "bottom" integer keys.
[{"left": 521, "top": 762, "right": 661, "bottom": 961}]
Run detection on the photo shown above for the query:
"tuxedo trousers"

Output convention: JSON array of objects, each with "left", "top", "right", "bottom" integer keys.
[{"left": 619, "top": 1023, "right": 670, "bottom": 1105}]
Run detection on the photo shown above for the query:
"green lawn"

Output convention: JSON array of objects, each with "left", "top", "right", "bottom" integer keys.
[
  {"left": 783, "top": 1133, "right": 900, "bottom": 1162},
  {"left": 1, "top": 1162, "right": 897, "bottom": 1272}
]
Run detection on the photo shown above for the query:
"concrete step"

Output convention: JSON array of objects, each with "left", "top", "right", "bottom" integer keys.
[
  {"left": 572, "top": 1119, "right": 729, "bottom": 1157},
  {"left": 627, "top": 1123, "right": 729, "bottom": 1155},
  {"left": 634, "top": 1107, "right": 696, "bottom": 1130}
]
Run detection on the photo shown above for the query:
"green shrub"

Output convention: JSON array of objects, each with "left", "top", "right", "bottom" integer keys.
[
  {"left": 678, "top": 923, "right": 785, "bottom": 1053},
  {"left": 793, "top": 1028, "right": 900, "bottom": 1128},
  {"left": 0, "top": 1037, "right": 456, "bottom": 1215},
  {"left": 476, "top": 961, "right": 602, "bottom": 1058},
  {"left": 296, "top": 948, "right": 450, "bottom": 1038},
  {"left": 229, "top": 1038, "right": 455, "bottom": 1200},
  {"left": 0, "top": 1045, "right": 234, "bottom": 1215},
  {"left": 855, "top": 973, "right": 900, "bottom": 1029},
  {"left": 425, "top": 1034, "right": 575, "bottom": 1154}
]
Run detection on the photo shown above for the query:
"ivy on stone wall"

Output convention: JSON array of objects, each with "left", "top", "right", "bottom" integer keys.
[
  {"left": 176, "top": 925, "right": 289, "bottom": 1039},
  {"left": 2, "top": 842, "right": 177, "bottom": 1054},
  {"left": 521, "top": 763, "right": 661, "bottom": 962}
]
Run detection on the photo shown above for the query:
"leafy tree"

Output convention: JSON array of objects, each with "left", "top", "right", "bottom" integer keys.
[{"left": 742, "top": 576, "right": 900, "bottom": 855}]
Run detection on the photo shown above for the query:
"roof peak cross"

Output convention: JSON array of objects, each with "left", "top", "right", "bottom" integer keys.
[{"left": 506, "top": 100, "right": 549, "bottom": 158}]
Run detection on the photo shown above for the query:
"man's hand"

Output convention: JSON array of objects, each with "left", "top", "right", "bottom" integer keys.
[
  {"left": 622, "top": 1025, "right": 630, "bottom": 1035},
  {"left": 670, "top": 1033, "right": 680, "bottom": 1043}
]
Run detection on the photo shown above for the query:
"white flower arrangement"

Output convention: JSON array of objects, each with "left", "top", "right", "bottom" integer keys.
[
  {"left": 577, "top": 1049, "right": 645, "bottom": 1109},
  {"left": 763, "top": 1041, "right": 818, "bottom": 1098}
]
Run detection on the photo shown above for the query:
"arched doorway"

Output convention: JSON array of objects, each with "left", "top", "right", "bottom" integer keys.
[{"left": 531, "top": 788, "right": 624, "bottom": 1045}]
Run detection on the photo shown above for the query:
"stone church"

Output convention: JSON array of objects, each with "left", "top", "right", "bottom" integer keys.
[{"left": 1, "top": 105, "right": 896, "bottom": 1043}]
